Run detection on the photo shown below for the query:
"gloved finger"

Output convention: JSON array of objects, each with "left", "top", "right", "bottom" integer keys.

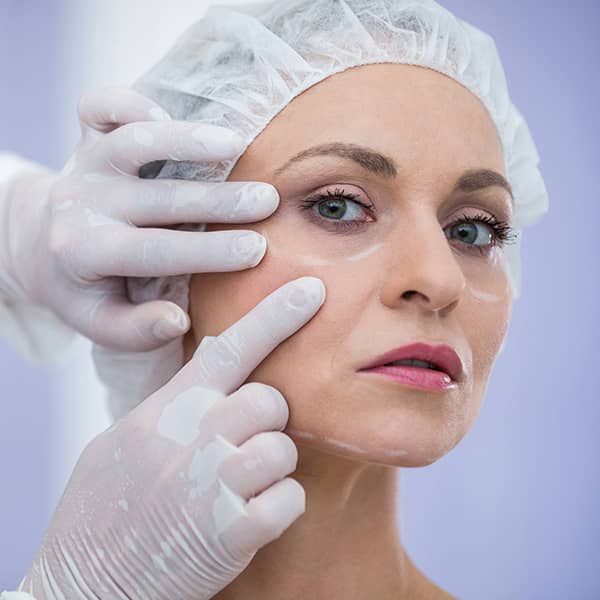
[
  {"left": 78, "top": 85, "right": 172, "bottom": 133},
  {"left": 218, "top": 431, "right": 298, "bottom": 501},
  {"left": 202, "top": 383, "right": 289, "bottom": 448},
  {"left": 73, "top": 294, "right": 190, "bottom": 352},
  {"left": 219, "top": 477, "right": 305, "bottom": 561},
  {"left": 104, "top": 178, "right": 279, "bottom": 226},
  {"left": 177, "top": 276, "right": 326, "bottom": 396},
  {"left": 82, "top": 227, "right": 268, "bottom": 277},
  {"left": 102, "top": 121, "right": 246, "bottom": 175}
]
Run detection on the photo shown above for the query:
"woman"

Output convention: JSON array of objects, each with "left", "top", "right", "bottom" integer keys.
[
  {"left": 132, "top": 0, "right": 547, "bottom": 596},
  {"left": 13, "top": 0, "right": 548, "bottom": 597},
  {"left": 182, "top": 62, "right": 514, "bottom": 598}
]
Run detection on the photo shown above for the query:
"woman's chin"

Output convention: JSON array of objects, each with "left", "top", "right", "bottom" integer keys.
[{"left": 287, "top": 422, "right": 463, "bottom": 469}]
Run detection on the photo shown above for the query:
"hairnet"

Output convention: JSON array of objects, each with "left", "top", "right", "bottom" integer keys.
[{"left": 133, "top": 0, "right": 549, "bottom": 299}]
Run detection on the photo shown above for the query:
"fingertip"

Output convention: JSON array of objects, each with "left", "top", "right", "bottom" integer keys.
[
  {"left": 287, "top": 276, "right": 326, "bottom": 310},
  {"left": 292, "top": 478, "right": 307, "bottom": 514},
  {"left": 230, "top": 232, "right": 267, "bottom": 269},
  {"left": 315, "top": 278, "right": 326, "bottom": 307},
  {"left": 152, "top": 305, "right": 190, "bottom": 342},
  {"left": 256, "top": 183, "right": 280, "bottom": 213},
  {"left": 248, "top": 234, "right": 267, "bottom": 267}
]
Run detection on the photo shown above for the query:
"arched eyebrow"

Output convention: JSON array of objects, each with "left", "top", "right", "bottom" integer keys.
[
  {"left": 273, "top": 142, "right": 398, "bottom": 178},
  {"left": 273, "top": 142, "right": 514, "bottom": 201},
  {"left": 454, "top": 169, "right": 514, "bottom": 202}
]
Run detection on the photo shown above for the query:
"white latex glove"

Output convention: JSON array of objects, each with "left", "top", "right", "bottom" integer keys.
[
  {"left": 0, "top": 86, "right": 278, "bottom": 352},
  {"left": 14, "top": 276, "right": 325, "bottom": 600}
]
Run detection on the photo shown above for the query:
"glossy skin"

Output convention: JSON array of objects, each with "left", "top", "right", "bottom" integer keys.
[{"left": 183, "top": 63, "right": 513, "bottom": 599}]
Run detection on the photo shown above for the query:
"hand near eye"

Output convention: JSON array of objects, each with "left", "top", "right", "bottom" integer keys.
[
  {"left": 15, "top": 277, "right": 325, "bottom": 600},
  {"left": 0, "top": 85, "right": 278, "bottom": 352}
]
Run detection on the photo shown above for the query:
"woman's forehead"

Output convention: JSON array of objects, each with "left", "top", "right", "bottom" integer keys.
[{"left": 243, "top": 63, "right": 504, "bottom": 176}]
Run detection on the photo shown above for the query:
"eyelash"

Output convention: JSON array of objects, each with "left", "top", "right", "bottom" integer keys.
[{"left": 299, "top": 188, "right": 518, "bottom": 256}]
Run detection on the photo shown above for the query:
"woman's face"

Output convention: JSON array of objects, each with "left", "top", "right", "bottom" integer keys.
[{"left": 183, "top": 63, "right": 513, "bottom": 467}]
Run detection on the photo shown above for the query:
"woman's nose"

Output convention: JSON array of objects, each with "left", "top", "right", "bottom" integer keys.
[{"left": 379, "top": 220, "right": 466, "bottom": 315}]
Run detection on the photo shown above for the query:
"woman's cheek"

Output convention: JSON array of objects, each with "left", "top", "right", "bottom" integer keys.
[
  {"left": 188, "top": 239, "right": 326, "bottom": 340},
  {"left": 473, "top": 286, "right": 512, "bottom": 368},
  {"left": 188, "top": 236, "right": 366, "bottom": 390},
  {"left": 190, "top": 220, "right": 377, "bottom": 388}
]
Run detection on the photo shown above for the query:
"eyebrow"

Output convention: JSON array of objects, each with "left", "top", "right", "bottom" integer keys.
[{"left": 273, "top": 142, "right": 514, "bottom": 201}]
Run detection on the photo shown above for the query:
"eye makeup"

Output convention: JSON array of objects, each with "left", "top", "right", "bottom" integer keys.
[
  {"left": 298, "top": 186, "right": 375, "bottom": 234},
  {"left": 443, "top": 211, "right": 517, "bottom": 257},
  {"left": 296, "top": 184, "right": 517, "bottom": 258}
]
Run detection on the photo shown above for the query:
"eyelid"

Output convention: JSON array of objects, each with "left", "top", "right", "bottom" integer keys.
[
  {"left": 301, "top": 189, "right": 373, "bottom": 216},
  {"left": 449, "top": 195, "right": 513, "bottom": 225},
  {"left": 308, "top": 183, "right": 375, "bottom": 204}
]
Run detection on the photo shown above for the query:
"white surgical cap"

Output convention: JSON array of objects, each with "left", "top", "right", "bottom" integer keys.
[
  {"left": 134, "top": 0, "right": 549, "bottom": 299},
  {"left": 94, "top": 0, "right": 550, "bottom": 422}
]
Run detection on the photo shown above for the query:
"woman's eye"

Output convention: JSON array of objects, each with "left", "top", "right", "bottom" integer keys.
[
  {"left": 444, "top": 213, "right": 517, "bottom": 255},
  {"left": 445, "top": 221, "right": 493, "bottom": 246},
  {"left": 299, "top": 187, "right": 374, "bottom": 230},
  {"left": 316, "top": 197, "right": 366, "bottom": 221}
]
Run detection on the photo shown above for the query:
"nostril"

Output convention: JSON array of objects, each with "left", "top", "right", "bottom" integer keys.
[{"left": 402, "top": 290, "right": 419, "bottom": 300}]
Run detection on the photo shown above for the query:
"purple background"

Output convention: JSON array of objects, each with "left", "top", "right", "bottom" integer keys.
[
  {"left": 0, "top": 0, "right": 66, "bottom": 591},
  {"left": 1, "top": 1, "right": 598, "bottom": 597}
]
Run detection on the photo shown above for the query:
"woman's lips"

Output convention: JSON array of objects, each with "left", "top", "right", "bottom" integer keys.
[
  {"left": 357, "top": 342, "right": 464, "bottom": 392},
  {"left": 358, "top": 364, "right": 458, "bottom": 392}
]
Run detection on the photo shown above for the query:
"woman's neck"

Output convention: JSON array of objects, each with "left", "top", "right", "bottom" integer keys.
[{"left": 211, "top": 441, "right": 442, "bottom": 599}]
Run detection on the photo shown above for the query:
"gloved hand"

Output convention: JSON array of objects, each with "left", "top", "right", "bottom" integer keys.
[
  {"left": 0, "top": 86, "right": 278, "bottom": 351},
  {"left": 16, "top": 276, "right": 326, "bottom": 600}
]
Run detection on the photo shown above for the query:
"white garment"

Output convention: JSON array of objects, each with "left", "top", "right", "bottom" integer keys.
[{"left": 0, "top": 153, "right": 75, "bottom": 365}]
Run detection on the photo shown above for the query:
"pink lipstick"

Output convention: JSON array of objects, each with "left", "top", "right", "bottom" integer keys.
[{"left": 358, "top": 342, "right": 463, "bottom": 392}]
